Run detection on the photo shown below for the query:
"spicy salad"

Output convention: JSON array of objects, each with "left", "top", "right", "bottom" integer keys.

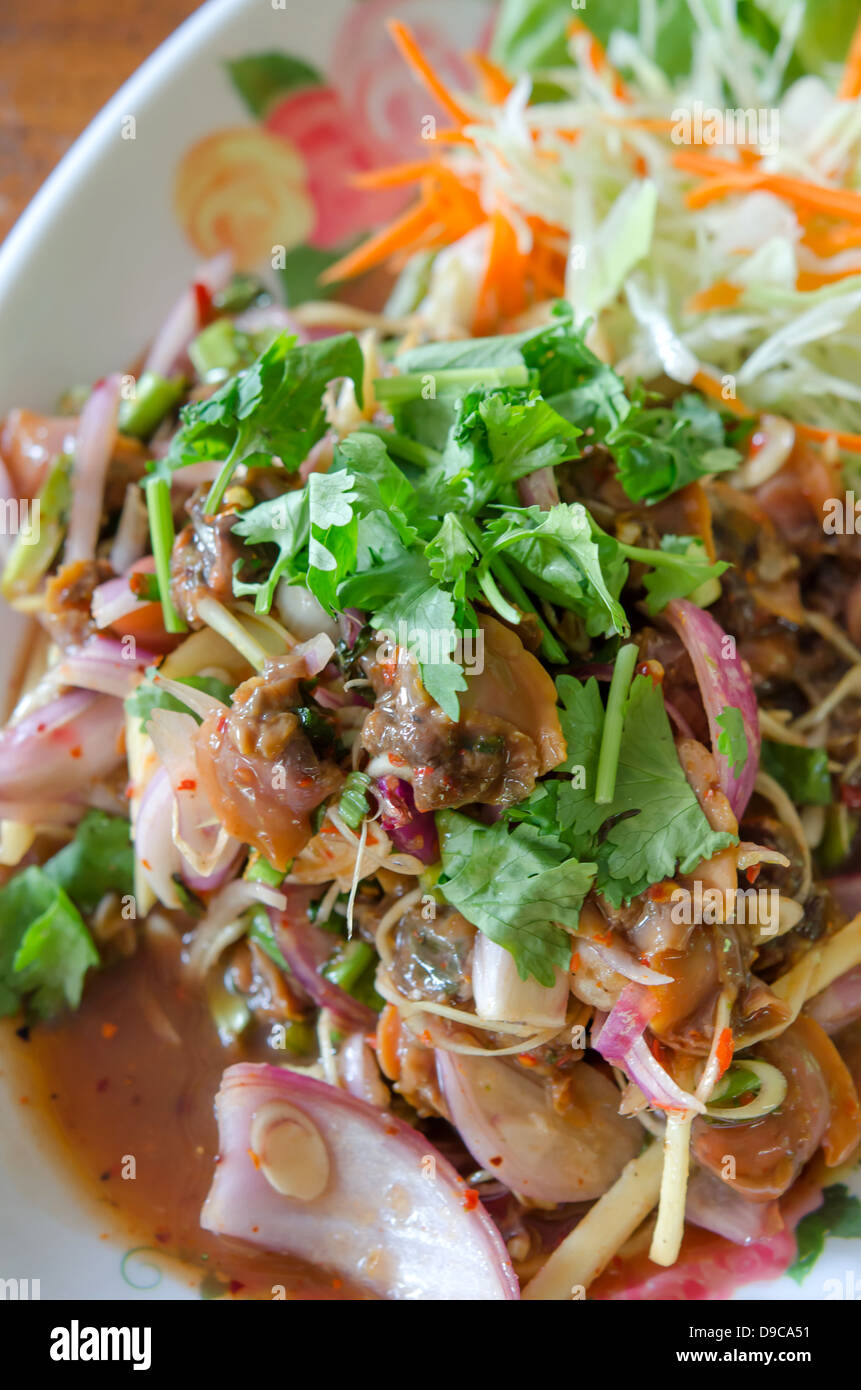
[{"left": 2, "top": 0, "right": 861, "bottom": 1301}]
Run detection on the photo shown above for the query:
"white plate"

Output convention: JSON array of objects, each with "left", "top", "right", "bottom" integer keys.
[{"left": 0, "top": 0, "right": 857, "bottom": 1300}]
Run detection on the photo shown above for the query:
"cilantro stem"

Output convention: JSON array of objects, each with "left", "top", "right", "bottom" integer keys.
[
  {"left": 144, "top": 477, "right": 186, "bottom": 634},
  {"left": 462, "top": 517, "right": 567, "bottom": 664},
  {"left": 476, "top": 564, "right": 520, "bottom": 625},
  {"left": 357, "top": 425, "right": 441, "bottom": 470},
  {"left": 595, "top": 642, "right": 638, "bottom": 805},
  {"left": 374, "top": 365, "right": 530, "bottom": 404},
  {"left": 204, "top": 437, "right": 243, "bottom": 516}
]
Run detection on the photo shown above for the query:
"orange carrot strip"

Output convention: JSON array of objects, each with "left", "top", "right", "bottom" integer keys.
[
  {"left": 691, "top": 368, "right": 754, "bottom": 419},
  {"left": 681, "top": 481, "right": 718, "bottom": 563},
  {"left": 796, "top": 267, "right": 861, "bottom": 292},
  {"left": 428, "top": 127, "right": 475, "bottom": 145},
  {"left": 793, "top": 421, "right": 861, "bottom": 453},
  {"left": 675, "top": 151, "right": 861, "bottom": 223},
  {"left": 567, "top": 16, "right": 630, "bottom": 101},
  {"left": 320, "top": 200, "right": 437, "bottom": 284},
  {"left": 376, "top": 1004, "right": 402, "bottom": 1081},
  {"left": 387, "top": 19, "right": 472, "bottom": 126},
  {"left": 793, "top": 1015, "right": 861, "bottom": 1166},
  {"left": 839, "top": 12, "right": 861, "bottom": 100},
  {"left": 351, "top": 160, "right": 441, "bottom": 190},
  {"left": 803, "top": 223, "right": 861, "bottom": 255},
  {"left": 467, "top": 50, "right": 514, "bottom": 104},
  {"left": 685, "top": 279, "right": 744, "bottom": 313}
]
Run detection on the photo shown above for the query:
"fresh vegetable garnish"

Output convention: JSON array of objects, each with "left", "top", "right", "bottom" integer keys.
[
  {"left": 789, "top": 1183, "right": 861, "bottom": 1283},
  {"left": 715, "top": 706, "right": 749, "bottom": 780},
  {"left": 0, "top": 866, "right": 98, "bottom": 1021},
  {"left": 761, "top": 740, "right": 833, "bottom": 807},
  {"left": 126, "top": 670, "right": 235, "bottom": 731}
]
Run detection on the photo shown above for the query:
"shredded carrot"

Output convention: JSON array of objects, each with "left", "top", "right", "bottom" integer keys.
[
  {"left": 839, "top": 11, "right": 861, "bottom": 100},
  {"left": 467, "top": 50, "right": 514, "bottom": 104},
  {"left": 352, "top": 160, "right": 443, "bottom": 191},
  {"left": 691, "top": 368, "right": 753, "bottom": 419},
  {"left": 796, "top": 267, "right": 861, "bottom": 292},
  {"left": 685, "top": 279, "right": 744, "bottom": 314},
  {"left": 675, "top": 150, "right": 861, "bottom": 224},
  {"left": 387, "top": 19, "right": 472, "bottom": 127},
  {"left": 474, "top": 210, "right": 528, "bottom": 333},
  {"left": 567, "top": 16, "right": 630, "bottom": 102},
  {"left": 714, "top": 1027, "right": 734, "bottom": 1081},
  {"left": 320, "top": 200, "right": 438, "bottom": 284},
  {"left": 681, "top": 481, "right": 717, "bottom": 563},
  {"left": 803, "top": 222, "right": 861, "bottom": 256},
  {"left": 793, "top": 420, "right": 861, "bottom": 453},
  {"left": 376, "top": 1004, "right": 402, "bottom": 1082}
]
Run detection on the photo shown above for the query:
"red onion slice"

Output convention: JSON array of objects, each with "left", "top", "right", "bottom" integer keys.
[
  {"left": 270, "top": 902, "right": 377, "bottom": 1032},
  {"left": 64, "top": 374, "right": 123, "bottom": 564},
  {"left": 806, "top": 964, "right": 861, "bottom": 1035},
  {"left": 578, "top": 936, "right": 674, "bottom": 988},
  {"left": 143, "top": 252, "right": 233, "bottom": 378},
  {"left": 57, "top": 635, "right": 157, "bottom": 699},
  {"left": 685, "top": 1168, "right": 782, "bottom": 1246},
  {"left": 0, "top": 689, "right": 124, "bottom": 801},
  {"left": 827, "top": 875, "right": 861, "bottom": 920},
  {"left": 374, "top": 777, "right": 439, "bottom": 864},
  {"left": 593, "top": 984, "right": 705, "bottom": 1114},
  {"left": 517, "top": 467, "right": 560, "bottom": 511},
  {"left": 665, "top": 599, "right": 760, "bottom": 819},
  {"left": 201, "top": 1062, "right": 519, "bottom": 1300},
  {"left": 472, "top": 933, "right": 569, "bottom": 1027},
  {"left": 437, "top": 1050, "right": 641, "bottom": 1204}
]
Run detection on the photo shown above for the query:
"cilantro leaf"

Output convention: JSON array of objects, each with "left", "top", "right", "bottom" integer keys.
[
  {"left": 156, "top": 331, "right": 364, "bottom": 501},
  {"left": 557, "top": 673, "right": 736, "bottom": 904},
  {"left": 484, "top": 502, "right": 629, "bottom": 638},
  {"left": 434, "top": 386, "right": 582, "bottom": 514},
  {"left": 0, "top": 866, "right": 98, "bottom": 1020},
  {"left": 425, "top": 513, "right": 478, "bottom": 599},
  {"left": 716, "top": 706, "right": 749, "bottom": 780},
  {"left": 436, "top": 810, "right": 596, "bottom": 985},
  {"left": 43, "top": 811, "right": 135, "bottom": 914},
  {"left": 636, "top": 535, "right": 729, "bottom": 615},
  {"left": 608, "top": 393, "right": 739, "bottom": 504},
  {"left": 306, "top": 469, "right": 358, "bottom": 613},
  {"left": 340, "top": 552, "right": 468, "bottom": 720},
  {"left": 789, "top": 1184, "right": 861, "bottom": 1283},
  {"left": 761, "top": 740, "right": 833, "bottom": 806},
  {"left": 125, "top": 671, "right": 235, "bottom": 731}
]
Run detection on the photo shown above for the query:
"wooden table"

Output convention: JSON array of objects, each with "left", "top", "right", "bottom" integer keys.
[{"left": 0, "top": 0, "right": 200, "bottom": 243}]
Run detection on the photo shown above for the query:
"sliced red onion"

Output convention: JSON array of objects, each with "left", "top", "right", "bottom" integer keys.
[
  {"left": 593, "top": 984, "right": 705, "bottom": 1115},
  {"left": 64, "top": 374, "right": 123, "bottom": 564},
  {"left": 202, "top": 1063, "right": 519, "bottom": 1299},
  {"left": 374, "top": 776, "right": 439, "bottom": 864},
  {"left": 92, "top": 575, "right": 147, "bottom": 630},
  {"left": 147, "top": 706, "right": 240, "bottom": 876},
  {"left": 663, "top": 698, "right": 695, "bottom": 739},
  {"left": 0, "top": 689, "right": 124, "bottom": 801},
  {"left": 186, "top": 879, "right": 287, "bottom": 978},
  {"left": 338, "top": 607, "right": 366, "bottom": 647},
  {"left": 135, "top": 766, "right": 184, "bottom": 908},
  {"left": 57, "top": 635, "right": 157, "bottom": 698},
  {"left": 665, "top": 599, "right": 760, "bottom": 819},
  {"left": 685, "top": 1168, "right": 782, "bottom": 1246},
  {"left": 270, "top": 903, "right": 377, "bottom": 1032},
  {"left": 109, "top": 484, "right": 150, "bottom": 573},
  {"left": 472, "top": 933, "right": 569, "bottom": 1027},
  {"left": 275, "top": 582, "right": 340, "bottom": 643},
  {"left": 337, "top": 1031, "right": 390, "bottom": 1109},
  {"left": 806, "top": 964, "right": 861, "bottom": 1035},
  {"left": 827, "top": 874, "right": 861, "bottom": 920},
  {"left": 578, "top": 936, "right": 674, "bottom": 988},
  {"left": 517, "top": 467, "right": 560, "bottom": 510},
  {"left": 143, "top": 252, "right": 233, "bottom": 378},
  {"left": 436, "top": 1050, "right": 641, "bottom": 1204}
]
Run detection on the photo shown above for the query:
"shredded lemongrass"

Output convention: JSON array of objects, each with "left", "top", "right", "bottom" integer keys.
[
  {"left": 315, "top": 880, "right": 341, "bottom": 925},
  {"left": 706, "top": 1060, "right": 787, "bottom": 1122},
  {"left": 374, "top": 887, "right": 424, "bottom": 966},
  {"left": 805, "top": 610, "right": 861, "bottom": 667},
  {"left": 523, "top": 1141, "right": 665, "bottom": 1299},
  {"left": 316, "top": 1008, "right": 339, "bottom": 1088},
  {"left": 773, "top": 912, "right": 861, "bottom": 1011},
  {"left": 195, "top": 596, "right": 269, "bottom": 671},
  {"left": 648, "top": 1114, "right": 693, "bottom": 1268},
  {"left": 793, "top": 666, "right": 861, "bottom": 732},
  {"left": 345, "top": 817, "right": 369, "bottom": 940},
  {"left": 375, "top": 969, "right": 554, "bottom": 1039},
  {"left": 743, "top": 948, "right": 821, "bottom": 1046},
  {"left": 753, "top": 770, "right": 813, "bottom": 900},
  {"left": 758, "top": 708, "right": 809, "bottom": 746},
  {"left": 405, "top": 1011, "right": 562, "bottom": 1057}
]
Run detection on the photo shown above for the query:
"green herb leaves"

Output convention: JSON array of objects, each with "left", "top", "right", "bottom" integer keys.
[
  {"left": 761, "top": 740, "right": 833, "bottom": 806},
  {"left": 436, "top": 810, "right": 595, "bottom": 985},
  {"left": 789, "top": 1183, "right": 861, "bottom": 1283},
  {"left": 557, "top": 673, "right": 736, "bottom": 905}
]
